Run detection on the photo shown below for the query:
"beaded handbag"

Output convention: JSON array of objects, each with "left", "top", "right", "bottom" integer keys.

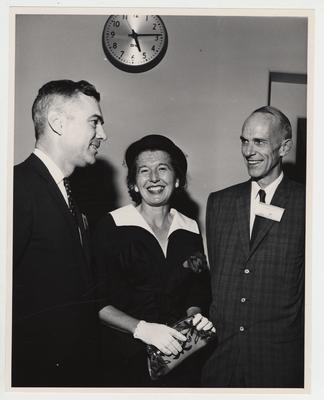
[{"left": 147, "top": 315, "right": 216, "bottom": 380}]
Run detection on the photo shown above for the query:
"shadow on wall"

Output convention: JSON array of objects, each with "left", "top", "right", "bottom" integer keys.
[
  {"left": 171, "top": 190, "right": 200, "bottom": 222},
  {"left": 70, "top": 159, "right": 120, "bottom": 230},
  {"left": 283, "top": 117, "right": 307, "bottom": 185}
]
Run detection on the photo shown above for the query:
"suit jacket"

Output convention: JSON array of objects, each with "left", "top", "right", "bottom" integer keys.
[
  {"left": 12, "top": 154, "right": 100, "bottom": 387},
  {"left": 202, "top": 177, "right": 305, "bottom": 388}
]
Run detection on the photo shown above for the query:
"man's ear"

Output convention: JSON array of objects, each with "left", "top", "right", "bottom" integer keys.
[
  {"left": 47, "top": 110, "right": 63, "bottom": 135},
  {"left": 279, "top": 138, "right": 293, "bottom": 157}
]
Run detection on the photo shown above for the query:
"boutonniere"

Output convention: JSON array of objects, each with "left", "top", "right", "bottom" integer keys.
[{"left": 182, "top": 252, "right": 208, "bottom": 273}]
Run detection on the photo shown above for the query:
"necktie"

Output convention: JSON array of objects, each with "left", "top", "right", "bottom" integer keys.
[
  {"left": 257, "top": 189, "right": 266, "bottom": 204},
  {"left": 63, "top": 177, "right": 77, "bottom": 217},
  {"left": 250, "top": 189, "right": 266, "bottom": 247},
  {"left": 63, "top": 177, "right": 84, "bottom": 246}
]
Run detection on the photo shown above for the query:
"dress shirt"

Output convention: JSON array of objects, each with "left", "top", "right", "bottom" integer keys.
[
  {"left": 249, "top": 172, "right": 284, "bottom": 236},
  {"left": 33, "top": 148, "right": 69, "bottom": 205}
]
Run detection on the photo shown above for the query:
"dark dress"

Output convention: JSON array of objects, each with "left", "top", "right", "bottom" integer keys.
[{"left": 93, "top": 205, "right": 211, "bottom": 387}]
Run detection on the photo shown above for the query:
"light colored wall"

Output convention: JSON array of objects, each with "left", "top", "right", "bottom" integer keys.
[{"left": 14, "top": 14, "right": 307, "bottom": 233}]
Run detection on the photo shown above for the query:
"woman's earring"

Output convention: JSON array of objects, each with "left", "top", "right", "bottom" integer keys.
[
  {"left": 175, "top": 180, "right": 179, "bottom": 188},
  {"left": 134, "top": 186, "right": 139, "bottom": 193}
]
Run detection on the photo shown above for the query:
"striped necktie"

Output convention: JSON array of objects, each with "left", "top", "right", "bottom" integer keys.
[
  {"left": 63, "top": 177, "right": 77, "bottom": 217},
  {"left": 63, "top": 177, "right": 84, "bottom": 247}
]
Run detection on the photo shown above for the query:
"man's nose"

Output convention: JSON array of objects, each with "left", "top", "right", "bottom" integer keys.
[
  {"left": 243, "top": 142, "right": 255, "bottom": 156},
  {"left": 96, "top": 124, "right": 107, "bottom": 141}
]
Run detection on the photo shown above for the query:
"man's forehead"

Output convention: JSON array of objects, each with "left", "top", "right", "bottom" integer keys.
[
  {"left": 68, "top": 92, "right": 99, "bottom": 107},
  {"left": 242, "top": 112, "right": 280, "bottom": 137},
  {"left": 55, "top": 93, "right": 101, "bottom": 114}
]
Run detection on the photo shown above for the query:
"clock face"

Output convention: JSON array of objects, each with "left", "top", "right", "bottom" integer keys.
[{"left": 102, "top": 15, "right": 168, "bottom": 73}]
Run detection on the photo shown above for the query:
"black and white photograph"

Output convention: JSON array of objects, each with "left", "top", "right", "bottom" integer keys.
[{"left": 1, "top": 1, "right": 323, "bottom": 399}]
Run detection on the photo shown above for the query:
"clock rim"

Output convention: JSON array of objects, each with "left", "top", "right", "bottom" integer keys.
[{"left": 102, "top": 14, "right": 168, "bottom": 73}]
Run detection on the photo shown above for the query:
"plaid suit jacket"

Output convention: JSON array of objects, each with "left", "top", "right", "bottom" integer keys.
[{"left": 202, "top": 176, "right": 305, "bottom": 388}]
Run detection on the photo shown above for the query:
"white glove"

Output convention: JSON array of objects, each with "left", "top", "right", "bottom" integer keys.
[
  {"left": 133, "top": 321, "right": 187, "bottom": 355},
  {"left": 192, "top": 313, "right": 216, "bottom": 333}
]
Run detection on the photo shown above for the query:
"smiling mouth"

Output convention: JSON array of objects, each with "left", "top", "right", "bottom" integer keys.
[
  {"left": 89, "top": 143, "right": 99, "bottom": 151},
  {"left": 146, "top": 185, "right": 165, "bottom": 194},
  {"left": 247, "top": 159, "right": 262, "bottom": 166}
]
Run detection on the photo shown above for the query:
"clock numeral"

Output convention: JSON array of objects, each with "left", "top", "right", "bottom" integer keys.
[
  {"left": 152, "top": 23, "right": 157, "bottom": 30},
  {"left": 120, "top": 50, "right": 124, "bottom": 57},
  {"left": 155, "top": 35, "right": 159, "bottom": 41},
  {"left": 142, "top": 52, "right": 147, "bottom": 60},
  {"left": 122, "top": 15, "right": 128, "bottom": 20},
  {"left": 113, "top": 42, "right": 118, "bottom": 49},
  {"left": 113, "top": 21, "right": 120, "bottom": 28},
  {"left": 111, "top": 31, "right": 115, "bottom": 37},
  {"left": 151, "top": 45, "right": 156, "bottom": 51}
]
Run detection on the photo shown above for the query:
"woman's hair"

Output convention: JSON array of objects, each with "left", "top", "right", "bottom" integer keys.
[{"left": 125, "top": 134, "right": 188, "bottom": 204}]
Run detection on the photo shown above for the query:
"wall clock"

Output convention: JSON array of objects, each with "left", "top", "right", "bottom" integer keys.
[{"left": 102, "top": 15, "right": 168, "bottom": 73}]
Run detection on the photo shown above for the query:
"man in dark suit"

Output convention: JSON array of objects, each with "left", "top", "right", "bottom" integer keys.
[
  {"left": 12, "top": 80, "right": 107, "bottom": 387},
  {"left": 202, "top": 106, "right": 305, "bottom": 388}
]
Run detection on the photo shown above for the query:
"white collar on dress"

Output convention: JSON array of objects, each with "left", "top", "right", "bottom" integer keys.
[{"left": 110, "top": 204, "right": 199, "bottom": 238}]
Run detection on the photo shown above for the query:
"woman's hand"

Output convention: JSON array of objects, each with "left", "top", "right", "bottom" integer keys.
[
  {"left": 192, "top": 313, "right": 216, "bottom": 333},
  {"left": 133, "top": 321, "right": 187, "bottom": 356}
]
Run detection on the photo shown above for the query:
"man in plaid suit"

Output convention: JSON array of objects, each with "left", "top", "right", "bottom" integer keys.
[{"left": 202, "top": 106, "right": 305, "bottom": 387}]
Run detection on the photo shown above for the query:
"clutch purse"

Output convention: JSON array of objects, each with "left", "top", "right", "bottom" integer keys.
[{"left": 146, "top": 315, "right": 216, "bottom": 380}]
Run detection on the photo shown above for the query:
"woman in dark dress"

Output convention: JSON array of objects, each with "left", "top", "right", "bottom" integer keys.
[{"left": 93, "top": 134, "right": 214, "bottom": 387}]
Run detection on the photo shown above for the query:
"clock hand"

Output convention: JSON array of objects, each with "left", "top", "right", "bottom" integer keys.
[
  {"left": 136, "top": 33, "right": 163, "bottom": 37},
  {"left": 133, "top": 31, "right": 142, "bottom": 53},
  {"left": 128, "top": 29, "right": 142, "bottom": 52}
]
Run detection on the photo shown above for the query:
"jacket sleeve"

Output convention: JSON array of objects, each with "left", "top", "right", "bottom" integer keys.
[
  {"left": 92, "top": 215, "right": 133, "bottom": 313},
  {"left": 205, "top": 192, "right": 220, "bottom": 275},
  {"left": 183, "top": 231, "right": 212, "bottom": 316},
  {"left": 13, "top": 169, "right": 33, "bottom": 269}
]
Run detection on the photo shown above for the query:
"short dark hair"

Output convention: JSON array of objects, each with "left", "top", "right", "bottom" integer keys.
[
  {"left": 32, "top": 79, "right": 100, "bottom": 139},
  {"left": 244, "top": 105, "right": 292, "bottom": 140},
  {"left": 125, "top": 134, "right": 187, "bottom": 204}
]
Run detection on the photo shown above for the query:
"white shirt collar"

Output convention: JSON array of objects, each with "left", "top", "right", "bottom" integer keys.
[
  {"left": 34, "top": 148, "right": 65, "bottom": 184},
  {"left": 251, "top": 171, "right": 284, "bottom": 204},
  {"left": 110, "top": 204, "right": 199, "bottom": 238}
]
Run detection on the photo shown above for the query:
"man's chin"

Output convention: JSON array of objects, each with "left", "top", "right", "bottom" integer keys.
[
  {"left": 85, "top": 155, "right": 97, "bottom": 165},
  {"left": 248, "top": 170, "right": 267, "bottom": 182},
  {"left": 247, "top": 169, "right": 261, "bottom": 179}
]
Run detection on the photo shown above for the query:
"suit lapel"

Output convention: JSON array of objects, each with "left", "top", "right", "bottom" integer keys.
[
  {"left": 27, "top": 154, "right": 89, "bottom": 264},
  {"left": 249, "top": 176, "right": 290, "bottom": 255},
  {"left": 236, "top": 181, "right": 251, "bottom": 258}
]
